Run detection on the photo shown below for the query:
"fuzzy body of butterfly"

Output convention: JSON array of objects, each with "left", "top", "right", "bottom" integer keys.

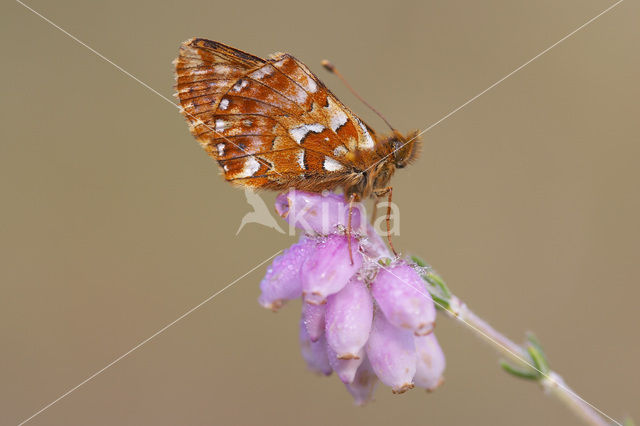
[{"left": 174, "top": 39, "right": 420, "bottom": 251}]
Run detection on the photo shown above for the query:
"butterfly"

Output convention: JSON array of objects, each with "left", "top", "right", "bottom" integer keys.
[{"left": 174, "top": 38, "right": 420, "bottom": 203}]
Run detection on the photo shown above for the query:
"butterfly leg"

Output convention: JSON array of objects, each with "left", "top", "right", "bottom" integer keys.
[
  {"left": 371, "top": 196, "right": 379, "bottom": 224},
  {"left": 347, "top": 193, "right": 357, "bottom": 265},
  {"left": 373, "top": 186, "right": 398, "bottom": 257}
]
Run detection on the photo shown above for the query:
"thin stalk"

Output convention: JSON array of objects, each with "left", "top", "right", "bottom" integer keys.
[{"left": 446, "top": 295, "right": 613, "bottom": 426}]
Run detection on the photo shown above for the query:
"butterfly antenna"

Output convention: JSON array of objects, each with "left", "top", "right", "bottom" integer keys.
[{"left": 321, "top": 59, "right": 396, "bottom": 132}]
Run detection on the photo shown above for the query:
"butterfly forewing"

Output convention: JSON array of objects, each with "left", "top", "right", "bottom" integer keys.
[{"left": 175, "top": 39, "right": 380, "bottom": 190}]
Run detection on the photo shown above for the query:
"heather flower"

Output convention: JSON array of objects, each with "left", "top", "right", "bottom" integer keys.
[
  {"left": 414, "top": 333, "right": 446, "bottom": 391},
  {"left": 366, "top": 309, "right": 417, "bottom": 393},
  {"left": 259, "top": 189, "right": 445, "bottom": 404},
  {"left": 325, "top": 277, "right": 373, "bottom": 359},
  {"left": 371, "top": 262, "right": 436, "bottom": 336},
  {"left": 301, "top": 234, "right": 362, "bottom": 305},
  {"left": 258, "top": 236, "right": 315, "bottom": 311},
  {"left": 302, "top": 302, "right": 325, "bottom": 342},
  {"left": 299, "top": 319, "right": 332, "bottom": 376}
]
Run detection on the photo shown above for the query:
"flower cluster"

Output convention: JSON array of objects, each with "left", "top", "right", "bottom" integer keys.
[{"left": 258, "top": 190, "right": 445, "bottom": 404}]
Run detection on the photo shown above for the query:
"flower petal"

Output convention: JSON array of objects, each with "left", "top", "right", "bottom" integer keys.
[
  {"left": 258, "top": 237, "right": 315, "bottom": 311},
  {"left": 414, "top": 333, "right": 446, "bottom": 391},
  {"left": 301, "top": 234, "right": 362, "bottom": 305},
  {"left": 299, "top": 319, "right": 332, "bottom": 376},
  {"left": 302, "top": 302, "right": 326, "bottom": 342},
  {"left": 325, "top": 277, "right": 373, "bottom": 359},
  {"left": 371, "top": 262, "right": 436, "bottom": 335},
  {"left": 366, "top": 311, "right": 416, "bottom": 393},
  {"left": 275, "top": 190, "right": 365, "bottom": 235}
]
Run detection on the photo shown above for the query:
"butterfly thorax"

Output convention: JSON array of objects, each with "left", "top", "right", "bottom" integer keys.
[{"left": 345, "top": 130, "right": 421, "bottom": 199}]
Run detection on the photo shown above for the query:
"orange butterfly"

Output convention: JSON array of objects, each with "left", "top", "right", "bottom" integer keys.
[{"left": 174, "top": 39, "right": 420, "bottom": 203}]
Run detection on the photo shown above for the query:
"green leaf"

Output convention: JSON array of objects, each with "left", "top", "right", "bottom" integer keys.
[
  {"left": 500, "top": 360, "right": 540, "bottom": 380},
  {"left": 411, "top": 255, "right": 427, "bottom": 267},
  {"left": 425, "top": 272, "right": 452, "bottom": 298},
  {"left": 430, "top": 294, "right": 450, "bottom": 311},
  {"left": 526, "top": 333, "right": 548, "bottom": 363},
  {"left": 527, "top": 344, "right": 550, "bottom": 375}
]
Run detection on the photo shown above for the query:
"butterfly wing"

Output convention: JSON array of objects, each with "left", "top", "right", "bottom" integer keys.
[{"left": 175, "top": 39, "right": 378, "bottom": 191}]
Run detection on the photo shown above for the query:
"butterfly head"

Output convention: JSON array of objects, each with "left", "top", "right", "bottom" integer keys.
[
  {"left": 360, "top": 130, "right": 422, "bottom": 197},
  {"left": 389, "top": 130, "right": 421, "bottom": 169}
]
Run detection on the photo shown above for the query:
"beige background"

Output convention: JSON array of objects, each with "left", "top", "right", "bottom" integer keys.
[{"left": 1, "top": 0, "right": 638, "bottom": 425}]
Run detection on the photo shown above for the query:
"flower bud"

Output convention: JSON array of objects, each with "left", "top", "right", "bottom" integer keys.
[
  {"left": 371, "top": 262, "right": 436, "bottom": 335},
  {"left": 302, "top": 302, "right": 326, "bottom": 342},
  {"left": 414, "top": 333, "right": 446, "bottom": 391},
  {"left": 325, "top": 277, "right": 373, "bottom": 359},
  {"left": 258, "top": 237, "right": 315, "bottom": 311},
  {"left": 366, "top": 312, "right": 416, "bottom": 393},
  {"left": 301, "top": 234, "right": 362, "bottom": 305},
  {"left": 345, "top": 357, "right": 378, "bottom": 405},
  {"left": 275, "top": 189, "right": 365, "bottom": 235},
  {"left": 299, "top": 320, "right": 332, "bottom": 376}
]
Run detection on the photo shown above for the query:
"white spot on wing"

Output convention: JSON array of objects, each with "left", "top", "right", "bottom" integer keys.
[
  {"left": 249, "top": 65, "right": 275, "bottom": 80},
  {"left": 236, "top": 157, "right": 261, "bottom": 178},
  {"left": 293, "top": 89, "right": 307, "bottom": 105},
  {"left": 323, "top": 156, "right": 345, "bottom": 172},
  {"left": 216, "top": 143, "right": 225, "bottom": 156},
  {"left": 333, "top": 146, "right": 348, "bottom": 157},
  {"left": 232, "top": 79, "right": 249, "bottom": 92},
  {"left": 289, "top": 123, "right": 325, "bottom": 144},
  {"left": 215, "top": 119, "right": 228, "bottom": 132},
  {"left": 305, "top": 77, "right": 317, "bottom": 93},
  {"left": 324, "top": 97, "right": 348, "bottom": 131},
  {"left": 355, "top": 118, "right": 375, "bottom": 150},
  {"left": 296, "top": 150, "right": 306, "bottom": 170},
  {"left": 219, "top": 98, "right": 229, "bottom": 110}
]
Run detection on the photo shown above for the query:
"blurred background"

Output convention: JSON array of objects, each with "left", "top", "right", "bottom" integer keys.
[{"left": 1, "top": 0, "right": 638, "bottom": 424}]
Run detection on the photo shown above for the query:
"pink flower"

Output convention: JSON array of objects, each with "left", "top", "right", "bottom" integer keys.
[
  {"left": 325, "top": 277, "right": 373, "bottom": 359},
  {"left": 371, "top": 262, "right": 436, "bottom": 336},
  {"left": 366, "top": 311, "right": 417, "bottom": 393},
  {"left": 301, "top": 234, "right": 362, "bottom": 305},
  {"left": 258, "top": 189, "right": 445, "bottom": 404},
  {"left": 258, "top": 236, "right": 315, "bottom": 311},
  {"left": 414, "top": 333, "right": 446, "bottom": 391}
]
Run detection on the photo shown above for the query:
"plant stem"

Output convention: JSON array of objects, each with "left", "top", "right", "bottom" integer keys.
[{"left": 446, "top": 295, "right": 613, "bottom": 426}]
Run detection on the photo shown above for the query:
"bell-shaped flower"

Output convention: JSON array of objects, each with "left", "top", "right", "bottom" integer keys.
[
  {"left": 371, "top": 262, "right": 436, "bottom": 335},
  {"left": 325, "top": 277, "right": 373, "bottom": 359},
  {"left": 301, "top": 234, "right": 362, "bottom": 305},
  {"left": 366, "top": 311, "right": 417, "bottom": 394},
  {"left": 299, "top": 320, "right": 332, "bottom": 376},
  {"left": 414, "top": 333, "right": 446, "bottom": 391},
  {"left": 258, "top": 236, "right": 316, "bottom": 311},
  {"left": 302, "top": 302, "right": 326, "bottom": 342},
  {"left": 345, "top": 357, "right": 378, "bottom": 405}
]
